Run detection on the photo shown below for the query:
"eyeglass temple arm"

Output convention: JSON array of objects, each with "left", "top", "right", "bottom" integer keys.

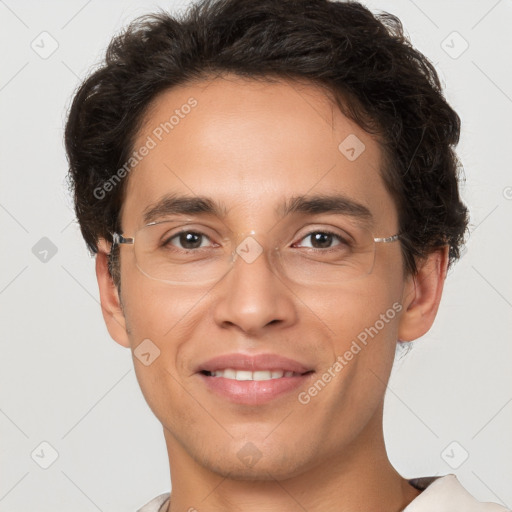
[
  {"left": 112, "top": 233, "right": 134, "bottom": 245},
  {"left": 373, "top": 234, "right": 400, "bottom": 244}
]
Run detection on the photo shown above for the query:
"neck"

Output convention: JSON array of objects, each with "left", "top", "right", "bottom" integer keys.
[{"left": 163, "top": 405, "right": 421, "bottom": 512}]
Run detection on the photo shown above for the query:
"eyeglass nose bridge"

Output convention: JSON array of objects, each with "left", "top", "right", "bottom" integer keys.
[
  {"left": 225, "top": 234, "right": 294, "bottom": 288},
  {"left": 232, "top": 233, "right": 278, "bottom": 265}
]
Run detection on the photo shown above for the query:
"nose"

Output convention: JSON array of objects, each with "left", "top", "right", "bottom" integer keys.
[{"left": 212, "top": 238, "right": 298, "bottom": 335}]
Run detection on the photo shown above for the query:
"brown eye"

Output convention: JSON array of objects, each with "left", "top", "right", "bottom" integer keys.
[
  {"left": 311, "top": 232, "right": 334, "bottom": 248},
  {"left": 297, "top": 231, "right": 343, "bottom": 249},
  {"left": 167, "top": 231, "right": 210, "bottom": 250}
]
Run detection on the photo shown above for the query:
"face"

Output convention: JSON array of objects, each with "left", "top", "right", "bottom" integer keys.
[{"left": 110, "top": 75, "right": 412, "bottom": 480}]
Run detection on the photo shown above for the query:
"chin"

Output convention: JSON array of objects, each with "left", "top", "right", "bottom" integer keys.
[
  {"left": 204, "top": 461, "right": 298, "bottom": 481},
  {"left": 197, "top": 446, "right": 315, "bottom": 482}
]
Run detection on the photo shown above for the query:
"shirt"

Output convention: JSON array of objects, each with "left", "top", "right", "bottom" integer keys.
[{"left": 137, "top": 474, "right": 510, "bottom": 512}]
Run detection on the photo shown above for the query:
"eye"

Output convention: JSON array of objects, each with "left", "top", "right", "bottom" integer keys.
[
  {"left": 166, "top": 231, "right": 213, "bottom": 250},
  {"left": 295, "top": 231, "right": 346, "bottom": 249}
]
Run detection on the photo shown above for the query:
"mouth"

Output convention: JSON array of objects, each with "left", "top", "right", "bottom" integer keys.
[{"left": 195, "top": 353, "right": 315, "bottom": 405}]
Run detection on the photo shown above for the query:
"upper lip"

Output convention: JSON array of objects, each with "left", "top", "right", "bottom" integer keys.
[{"left": 196, "top": 353, "right": 313, "bottom": 374}]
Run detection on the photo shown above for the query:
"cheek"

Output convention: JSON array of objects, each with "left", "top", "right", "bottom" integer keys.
[
  {"left": 315, "top": 282, "right": 403, "bottom": 382},
  {"left": 120, "top": 266, "right": 203, "bottom": 340},
  {"left": 304, "top": 279, "right": 402, "bottom": 343}
]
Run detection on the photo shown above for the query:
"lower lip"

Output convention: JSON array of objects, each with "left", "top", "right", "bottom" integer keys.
[{"left": 197, "top": 372, "right": 314, "bottom": 405}]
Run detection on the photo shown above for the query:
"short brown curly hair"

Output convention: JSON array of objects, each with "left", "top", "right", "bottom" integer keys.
[{"left": 64, "top": 0, "right": 468, "bottom": 281}]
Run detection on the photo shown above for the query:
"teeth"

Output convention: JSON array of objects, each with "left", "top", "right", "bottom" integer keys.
[
  {"left": 208, "top": 369, "right": 301, "bottom": 380},
  {"left": 233, "top": 370, "right": 252, "bottom": 380},
  {"left": 222, "top": 368, "right": 237, "bottom": 379}
]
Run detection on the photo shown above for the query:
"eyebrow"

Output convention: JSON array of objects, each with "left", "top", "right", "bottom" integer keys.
[
  {"left": 142, "top": 193, "right": 373, "bottom": 226},
  {"left": 279, "top": 194, "right": 372, "bottom": 223},
  {"left": 142, "top": 194, "right": 229, "bottom": 225}
]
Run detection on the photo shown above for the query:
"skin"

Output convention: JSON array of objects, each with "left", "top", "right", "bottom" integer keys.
[{"left": 95, "top": 74, "right": 449, "bottom": 511}]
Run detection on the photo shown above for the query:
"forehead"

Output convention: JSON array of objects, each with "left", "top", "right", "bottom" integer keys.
[{"left": 121, "top": 75, "right": 396, "bottom": 232}]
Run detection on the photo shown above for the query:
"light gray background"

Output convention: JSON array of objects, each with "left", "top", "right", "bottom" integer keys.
[{"left": 1, "top": 0, "right": 511, "bottom": 510}]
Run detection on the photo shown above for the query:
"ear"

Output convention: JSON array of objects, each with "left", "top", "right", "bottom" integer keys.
[
  {"left": 95, "top": 238, "right": 130, "bottom": 348},
  {"left": 398, "top": 245, "right": 449, "bottom": 342}
]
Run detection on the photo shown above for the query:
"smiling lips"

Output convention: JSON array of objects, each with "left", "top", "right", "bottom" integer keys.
[{"left": 197, "top": 353, "right": 315, "bottom": 404}]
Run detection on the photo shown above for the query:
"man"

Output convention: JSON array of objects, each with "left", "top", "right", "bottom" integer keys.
[{"left": 64, "top": 0, "right": 507, "bottom": 510}]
